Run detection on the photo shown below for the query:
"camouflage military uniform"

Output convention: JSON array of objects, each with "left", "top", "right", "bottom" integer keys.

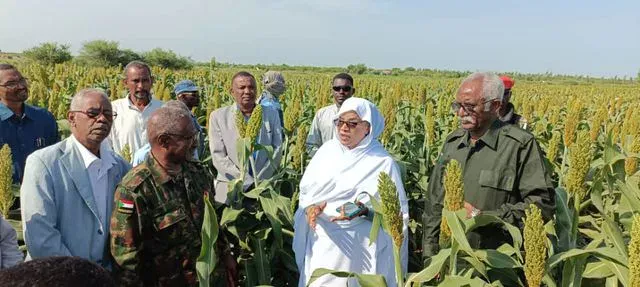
[
  {"left": 422, "top": 120, "right": 554, "bottom": 262},
  {"left": 110, "top": 154, "right": 214, "bottom": 287}
]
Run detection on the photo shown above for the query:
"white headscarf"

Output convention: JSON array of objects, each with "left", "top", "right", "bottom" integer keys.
[{"left": 293, "top": 97, "right": 409, "bottom": 285}]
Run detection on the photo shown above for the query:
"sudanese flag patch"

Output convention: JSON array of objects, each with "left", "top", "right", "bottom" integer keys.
[{"left": 118, "top": 199, "right": 135, "bottom": 214}]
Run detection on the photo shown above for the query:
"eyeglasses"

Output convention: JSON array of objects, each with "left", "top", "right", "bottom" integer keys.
[
  {"left": 332, "top": 85, "right": 352, "bottom": 92},
  {"left": 165, "top": 131, "right": 199, "bottom": 143},
  {"left": 0, "top": 77, "right": 28, "bottom": 89},
  {"left": 333, "top": 119, "right": 364, "bottom": 129},
  {"left": 451, "top": 99, "right": 496, "bottom": 114},
  {"left": 69, "top": 109, "right": 117, "bottom": 120}
]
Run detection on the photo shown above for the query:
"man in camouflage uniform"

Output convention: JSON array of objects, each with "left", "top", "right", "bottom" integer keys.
[
  {"left": 498, "top": 75, "right": 527, "bottom": 129},
  {"left": 110, "top": 106, "right": 214, "bottom": 286},
  {"left": 422, "top": 72, "right": 555, "bottom": 265}
]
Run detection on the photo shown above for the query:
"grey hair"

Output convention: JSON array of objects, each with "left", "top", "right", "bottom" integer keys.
[
  {"left": 147, "top": 107, "right": 193, "bottom": 144},
  {"left": 462, "top": 72, "right": 504, "bottom": 111},
  {"left": 70, "top": 88, "right": 109, "bottom": 110},
  {"left": 162, "top": 100, "right": 190, "bottom": 112},
  {"left": 123, "top": 60, "right": 152, "bottom": 78}
]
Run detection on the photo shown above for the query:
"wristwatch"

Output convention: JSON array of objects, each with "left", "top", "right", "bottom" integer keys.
[{"left": 470, "top": 207, "right": 481, "bottom": 218}]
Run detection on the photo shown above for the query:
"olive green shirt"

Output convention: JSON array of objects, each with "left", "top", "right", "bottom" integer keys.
[{"left": 422, "top": 120, "right": 554, "bottom": 260}]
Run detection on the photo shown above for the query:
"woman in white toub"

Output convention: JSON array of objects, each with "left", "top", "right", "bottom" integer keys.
[{"left": 293, "top": 97, "right": 408, "bottom": 287}]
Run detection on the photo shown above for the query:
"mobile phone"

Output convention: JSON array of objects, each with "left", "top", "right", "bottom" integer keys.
[{"left": 336, "top": 202, "right": 365, "bottom": 218}]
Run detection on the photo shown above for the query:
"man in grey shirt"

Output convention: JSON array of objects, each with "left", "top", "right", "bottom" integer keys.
[{"left": 306, "top": 73, "right": 355, "bottom": 157}]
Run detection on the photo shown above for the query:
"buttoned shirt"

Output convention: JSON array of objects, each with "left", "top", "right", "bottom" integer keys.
[
  {"left": 0, "top": 102, "right": 59, "bottom": 183},
  {"left": 109, "top": 96, "right": 163, "bottom": 155},
  {"left": 422, "top": 120, "right": 555, "bottom": 260},
  {"left": 71, "top": 135, "right": 116, "bottom": 231},
  {"left": 305, "top": 104, "right": 339, "bottom": 157}
]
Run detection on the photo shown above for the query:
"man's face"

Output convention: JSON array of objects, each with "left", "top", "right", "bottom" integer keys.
[
  {"left": 68, "top": 92, "right": 114, "bottom": 146},
  {"left": 123, "top": 67, "right": 153, "bottom": 100},
  {"left": 231, "top": 76, "right": 257, "bottom": 109},
  {"left": 453, "top": 79, "right": 500, "bottom": 133},
  {"left": 178, "top": 92, "right": 199, "bottom": 109},
  {"left": 335, "top": 111, "right": 370, "bottom": 149},
  {"left": 332, "top": 78, "right": 354, "bottom": 106},
  {"left": 0, "top": 69, "right": 29, "bottom": 104},
  {"left": 165, "top": 117, "right": 198, "bottom": 163}
]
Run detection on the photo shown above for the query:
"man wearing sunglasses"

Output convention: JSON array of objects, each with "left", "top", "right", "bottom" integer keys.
[
  {"left": 306, "top": 73, "right": 355, "bottom": 157},
  {"left": 111, "top": 106, "right": 236, "bottom": 286},
  {"left": 498, "top": 75, "right": 527, "bottom": 129},
  {"left": 422, "top": 72, "right": 554, "bottom": 267},
  {"left": 21, "top": 88, "right": 131, "bottom": 269},
  {"left": 0, "top": 64, "right": 59, "bottom": 185}
]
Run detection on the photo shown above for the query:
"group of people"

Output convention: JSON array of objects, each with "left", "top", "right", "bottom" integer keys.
[{"left": 0, "top": 60, "right": 553, "bottom": 287}]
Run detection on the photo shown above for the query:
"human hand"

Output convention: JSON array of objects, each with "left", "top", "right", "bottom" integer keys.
[
  {"left": 464, "top": 201, "right": 481, "bottom": 219},
  {"left": 330, "top": 202, "right": 368, "bottom": 222},
  {"left": 305, "top": 202, "right": 327, "bottom": 230}
]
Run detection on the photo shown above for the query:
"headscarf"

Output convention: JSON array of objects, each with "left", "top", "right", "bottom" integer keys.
[
  {"left": 293, "top": 97, "right": 409, "bottom": 282},
  {"left": 262, "top": 71, "right": 286, "bottom": 96}
]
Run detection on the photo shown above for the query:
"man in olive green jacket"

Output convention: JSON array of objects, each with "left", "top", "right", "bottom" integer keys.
[{"left": 422, "top": 72, "right": 555, "bottom": 264}]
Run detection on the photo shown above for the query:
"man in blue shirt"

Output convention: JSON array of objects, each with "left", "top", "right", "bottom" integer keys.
[{"left": 0, "top": 64, "right": 59, "bottom": 184}]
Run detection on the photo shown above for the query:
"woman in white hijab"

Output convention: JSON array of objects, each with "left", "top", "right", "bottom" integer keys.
[{"left": 293, "top": 97, "right": 409, "bottom": 287}]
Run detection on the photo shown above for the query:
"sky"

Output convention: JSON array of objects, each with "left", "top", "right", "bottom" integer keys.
[{"left": 1, "top": 0, "right": 639, "bottom": 78}]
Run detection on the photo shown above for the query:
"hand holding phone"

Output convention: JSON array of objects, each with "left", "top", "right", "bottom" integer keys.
[{"left": 331, "top": 201, "right": 368, "bottom": 222}]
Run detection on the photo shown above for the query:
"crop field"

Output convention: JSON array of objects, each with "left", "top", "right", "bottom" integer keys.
[{"left": 2, "top": 61, "right": 640, "bottom": 286}]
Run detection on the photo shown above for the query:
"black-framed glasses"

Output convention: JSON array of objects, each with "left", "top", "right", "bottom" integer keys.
[
  {"left": 332, "top": 85, "right": 352, "bottom": 92},
  {"left": 69, "top": 109, "right": 117, "bottom": 120},
  {"left": 451, "top": 99, "right": 496, "bottom": 114},
  {"left": 0, "top": 77, "right": 28, "bottom": 89},
  {"left": 333, "top": 118, "right": 364, "bottom": 129}
]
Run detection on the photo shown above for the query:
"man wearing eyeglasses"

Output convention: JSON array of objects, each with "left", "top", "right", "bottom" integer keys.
[
  {"left": 422, "top": 72, "right": 554, "bottom": 267},
  {"left": 111, "top": 106, "right": 236, "bottom": 286},
  {"left": 306, "top": 73, "right": 355, "bottom": 157},
  {"left": 109, "top": 61, "right": 163, "bottom": 158},
  {"left": 20, "top": 88, "right": 131, "bottom": 269},
  {"left": 0, "top": 64, "right": 59, "bottom": 184}
]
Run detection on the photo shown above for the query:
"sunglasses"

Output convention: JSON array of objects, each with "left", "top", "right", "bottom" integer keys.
[
  {"left": 165, "top": 131, "right": 199, "bottom": 143},
  {"left": 450, "top": 99, "right": 496, "bottom": 114},
  {"left": 70, "top": 109, "right": 117, "bottom": 120},
  {"left": 332, "top": 85, "right": 352, "bottom": 92},
  {"left": 333, "top": 119, "right": 364, "bottom": 129}
]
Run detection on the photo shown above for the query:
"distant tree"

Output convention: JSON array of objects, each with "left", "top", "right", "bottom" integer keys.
[
  {"left": 142, "top": 48, "right": 193, "bottom": 70},
  {"left": 75, "top": 40, "right": 141, "bottom": 67},
  {"left": 405, "top": 67, "right": 416, "bottom": 72},
  {"left": 23, "top": 42, "right": 72, "bottom": 65},
  {"left": 347, "top": 63, "right": 368, "bottom": 75}
]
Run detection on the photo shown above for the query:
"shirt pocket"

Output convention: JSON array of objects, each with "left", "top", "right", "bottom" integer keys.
[
  {"left": 478, "top": 170, "right": 515, "bottom": 210},
  {"left": 151, "top": 208, "right": 189, "bottom": 252}
]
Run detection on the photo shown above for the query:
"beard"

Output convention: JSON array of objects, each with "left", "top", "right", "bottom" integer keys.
[{"left": 133, "top": 91, "right": 150, "bottom": 100}]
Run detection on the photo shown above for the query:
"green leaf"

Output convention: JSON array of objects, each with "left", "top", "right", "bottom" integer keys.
[
  {"left": 251, "top": 234, "right": 271, "bottom": 285},
  {"left": 604, "top": 261, "right": 629, "bottom": 287},
  {"left": 443, "top": 210, "right": 473, "bottom": 256},
  {"left": 369, "top": 212, "right": 382, "bottom": 246},
  {"left": 306, "top": 268, "right": 388, "bottom": 287},
  {"left": 196, "top": 193, "right": 219, "bottom": 287},
  {"left": 554, "top": 187, "right": 574, "bottom": 252},
  {"left": 583, "top": 262, "right": 614, "bottom": 278},
  {"left": 437, "top": 275, "right": 488, "bottom": 287},
  {"left": 404, "top": 248, "right": 451, "bottom": 286},
  {"left": 220, "top": 207, "right": 244, "bottom": 227},
  {"left": 473, "top": 249, "right": 520, "bottom": 269}
]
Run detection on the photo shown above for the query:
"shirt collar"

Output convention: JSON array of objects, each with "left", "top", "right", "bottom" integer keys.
[
  {"left": 126, "top": 94, "right": 157, "bottom": 110},
  {"left": 146, "top": 152, "right": 173, "bottom": 185},
  {"left": 456, "top": 120, "right": 502, "bottom": 150},
  {"left": 0, "top": 102, "right": 31, "bottom": 121},
  {"left": 71, "top": 135, "right": 116, "bottom": 169},
  {"left": 499, "top": 103, "right": 515, "bottom": 123}
]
